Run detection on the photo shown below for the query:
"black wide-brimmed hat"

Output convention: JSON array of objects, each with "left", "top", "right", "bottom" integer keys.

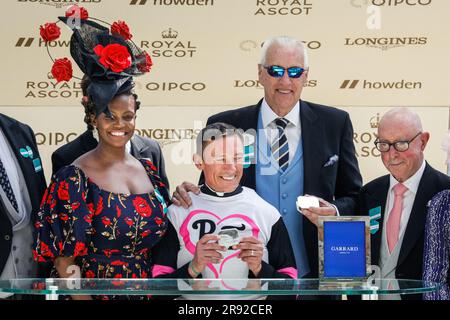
[{"left": 40, "top": 6, "right": 152, "bottom": 116}]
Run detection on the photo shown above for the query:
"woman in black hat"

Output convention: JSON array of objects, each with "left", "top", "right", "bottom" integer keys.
[{"left": 34, "top": 7, "right": 169, "bottom": 300}]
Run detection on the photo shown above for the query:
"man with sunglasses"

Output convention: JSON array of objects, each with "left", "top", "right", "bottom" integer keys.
[
  {"left": 357, "top": 107, "right": 450, "bottom": 300},
  {"left": 173, "top": 36, "right": 362, "bottom": 282}
]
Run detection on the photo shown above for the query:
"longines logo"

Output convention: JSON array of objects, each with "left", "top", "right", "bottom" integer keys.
[
  {"left": 135, "top": 128, "right": 201, "bottom": 148},
  {"left": 25, "top": 77, "right": 82, "bottom": 99},
  {"left": 140, "top": 28, "right": 197, "bottom": 58},
  {"left": 130, "top": 0, "right": 214, "bottom": 6},
  {"left": 240, "top": 40, "right": 321, "bottom": 52},
  {"left": 340, "top": 79, "right": 422, "bottom": 90},
  {"left": 17, "top": 0, "right": 101, "bottom": 9},
  {"left": 353, "top": 114, "right": 381, "bottom": 158},
  {"left": 344, "top": 37, "right": 427, "bottom": 51},
  {"left": 36, "top": 129, "right": 201, "bottom": 147},
  {"left": 234, "top": 79, "right": 317, "bottom": 89},
  {"left": 255, "top": 0, "right": 313, "bottom": 16}
]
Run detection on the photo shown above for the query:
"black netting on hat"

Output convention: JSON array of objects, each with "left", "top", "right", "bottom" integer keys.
[{"left": 58, "top": 16, "right": 147, "bottom": 116}]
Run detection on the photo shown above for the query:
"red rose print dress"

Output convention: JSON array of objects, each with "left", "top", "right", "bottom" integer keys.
[{"left": 34, "top": 159, "right": 169, "bottom": 300}]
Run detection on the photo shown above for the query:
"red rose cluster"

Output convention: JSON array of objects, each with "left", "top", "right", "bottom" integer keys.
[{"left": 39, "top": 5, "right": 154, "bottom": 82}]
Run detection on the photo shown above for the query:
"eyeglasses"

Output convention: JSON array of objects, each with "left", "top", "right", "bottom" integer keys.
[
  {"left": 374, "top": 132, "right": 422, "bottom": 152},
  {"left": 264, "top": 65, "right": 306, "bottom": 78}
]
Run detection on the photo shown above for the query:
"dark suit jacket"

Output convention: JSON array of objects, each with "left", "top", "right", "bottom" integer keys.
[
  {"left": 0, "top": 114, "right": 47, "bottom": 275},
  {"left": 357, "top": 163, "right": 450, "bottom": 299},
  {"left": 205, "top": 99, "right": 363, "bottom": 277},
  {"left": 51, "top": 130, "right": 169, "bottom": 189}
]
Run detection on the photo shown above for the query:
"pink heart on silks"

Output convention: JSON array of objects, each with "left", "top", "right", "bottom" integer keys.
[{"left": 179, "top": 209, "right": 260, "bottom": 285}]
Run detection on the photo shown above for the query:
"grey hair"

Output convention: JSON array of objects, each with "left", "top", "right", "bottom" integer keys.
[{"left": 259, "top": 36, "right": 309, "bottom": 69}]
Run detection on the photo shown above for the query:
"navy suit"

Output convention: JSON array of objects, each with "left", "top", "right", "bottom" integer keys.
[
  {"left": 357, "top": 163, "right": 450, "bottom": 298},
  {"left": 0, "top": 114, "right": 47, "bottom": 276},
  {"left": 205, "top": 99, "right": 362, "bottom": 277},
  {"left": 51, "top": 130, "right": 169, "bottom": 189}
]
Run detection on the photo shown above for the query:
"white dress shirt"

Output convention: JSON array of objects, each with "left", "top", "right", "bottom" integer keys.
[
  {"left": 260, "top": 99, "right": 301, "bottom": 164},
  {"left": 381, "top": 159, "right": 426, "bottom": 256}
]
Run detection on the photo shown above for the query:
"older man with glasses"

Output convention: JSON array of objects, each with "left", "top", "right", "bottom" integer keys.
[
  {"left": 172, "top": 36, "right": 363, "bottom": 284},
  {"left": 357, "top": 107, "right": 450, "bottom": 300}
]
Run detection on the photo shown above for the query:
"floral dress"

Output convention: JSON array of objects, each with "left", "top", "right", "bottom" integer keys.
[{"left": 33, "top": 159, "right": 169, "bottom": 300}]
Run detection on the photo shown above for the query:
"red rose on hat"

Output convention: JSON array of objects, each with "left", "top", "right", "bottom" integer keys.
[
  {"left": 111, "top": 21, "right": 133, "bottom": 41},
  {"left": 137, "top": 51, "right": 153, "bottom": 73},
  {"left": 40, "top": 23, "right": 61, "bottom": 42},
  {"left": 65, "top": 5, "right": 89, "bottom": 20},
  {"left": 51, "top": 58, "right": 73, "bottom": 82},
  {"left": 94, "top": 44, "right": 132, "bottom": 73}
]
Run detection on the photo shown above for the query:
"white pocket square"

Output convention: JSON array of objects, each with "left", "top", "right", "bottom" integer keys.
[{"left": 323, "top": 155, "right": 339, "bottom": 167}]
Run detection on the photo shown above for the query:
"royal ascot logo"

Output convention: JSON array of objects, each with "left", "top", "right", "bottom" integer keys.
[
  {"left": 130, "top": 0, "right": 215, "bottom": 6},
  {"left": 344, "top": 37, "right": 427, "bottom": 51},
  {"left": 17, "top": 0, "right": 101, "bottom": 9},
  {"left": 254, "top": 0, "right": 313, "bottom": 16},
  {"left": 239, "top": 40, "right": 321, "bottom": 52},
  {"left": 140, "top": 28, "right": 197, "bottom": 58},
  {"left": 25, "top": 75, "right": 82, "bottom": 99},
  {"left": 340, "top": 79, "right": 422, "bottom": 90},
  {"left": 233, "top": 79, "right": 317, "bottom": 89},
  {"left": 353, "top": 113, "right": 380, "bottom": 158}
]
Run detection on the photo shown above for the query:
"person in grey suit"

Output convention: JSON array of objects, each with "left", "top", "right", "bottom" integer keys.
[
  {"left": 51, "top": 75, "right": 169, "bottom": 188},
  {"left": 0, "top": 113, "right": 47, "bottom": 299}
]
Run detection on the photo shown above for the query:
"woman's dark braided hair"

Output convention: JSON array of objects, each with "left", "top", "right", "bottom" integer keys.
[{"left": 81, "top": 75, "right": 141, "bottom": 130}]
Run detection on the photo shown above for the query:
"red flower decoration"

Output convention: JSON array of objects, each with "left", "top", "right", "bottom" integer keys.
[
  {"left": 141, "top": 229, "right": 151, "bottom": 238},
  {"left": 40, "top": 189, "right": 48, "bottom": 208},
  {"left": 39, "top": 242, "right": 54, "bottom": 259},
  {"left": 59, "top": 213, "right": 69, "bottom": 222},
  {"left": 102, "top": 216, "right": 111, "bottom": 226},
  {"left": 116, "top": 205, "right": 122, "bottom": 218},
  {"left": 111, "top": 260, "right": 128, "bottom": 266},
  {"left": 137, "top": 51, "right": 153, "bottom": 73},
  {"left": 85, "top": 270, "right": 96, "bottom": 278},
  {"left": 51, "top": 58, "right": 73, "bottom": 83},
  {"left": 132, "top": 196, "right": 152, "bottom": 218},
  {"left": 103, "top": 249, "right": 120, "bottom": 258},
  {"left": 124, "top": 217, "right": 134, "bottom": 227},
  {"left": 87, "top": 203, "right": 95, "bottom": 214},
  {"left": 111, "top": 20, "right": 133, "bottom": 40},
  {"left": 93, "top": 44, "right": 131, "bottom": 73},
  {"left": 57, "top": 180, "right": 70, "bottom": 201},
  {"left": 84, "top": 213, "right": 93, "bottom": 224},
  {"left": 73, "top": 241, "right": 88, "bottom": 257},
  {"left": 95, "top": 196, "right": 104, "bottom": 216},
  {"left": 72, "top": 202, "right": 81, "bottom": 211},
  {"left": 33, "top": 250, "right": 46, "bottom": 263},
  {"left": 154, "top": 217, "right": 164, "bottom": 226},
  {"left": 65, "top": 5, "right": 89, "bottom": 20},
  {"left": 39, "top": 23, "right": 61, "bottom": 42}
]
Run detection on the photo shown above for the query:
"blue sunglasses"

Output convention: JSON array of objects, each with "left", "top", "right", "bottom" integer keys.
[{"left": 264, "top": 65, "right": 306, "bottom": 78}]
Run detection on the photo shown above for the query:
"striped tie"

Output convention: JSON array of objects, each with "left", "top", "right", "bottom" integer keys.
[
  {"left": 0, "top": 158, "right": 18, "bottom": 212},
  {"left": 272, "top": 118, "right": 289, "bottom": 172}
]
